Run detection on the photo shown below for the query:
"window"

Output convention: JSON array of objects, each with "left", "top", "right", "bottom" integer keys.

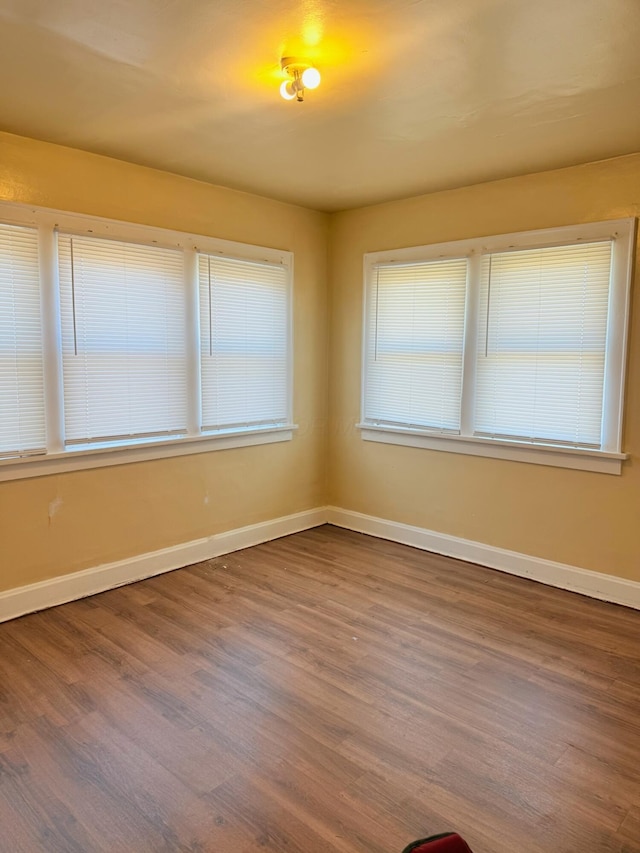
[
  {"left": 474, "top": 242, "right": 611, "bottom": 448},
  {"left": 364, "top": 258, "right": 467, "bottom": 432},
  {"left": 58, "top": 235, "right": 187, "bottom": 446},
  {"left": 361, "top": 220, "right": 635, "bottom": 474},
  {"left": 0, "top": 223, "right": 45, "bottom": 457},
  {"left": 0, "top": 202, "right": 294, "bottom": 482},
  {"left": 199, "top": 254, "right": 289, "bottom": 432}
]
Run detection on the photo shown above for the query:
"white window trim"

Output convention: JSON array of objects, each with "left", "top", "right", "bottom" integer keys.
[
  {"left": 0, "top": 427, "right": 297, "bottom": 483},
  {"left": 360, "top": 219, "right": 636, "bottom": 475},
  {"left": 0, "top": 200, "right": 296, "bottom": 481}
]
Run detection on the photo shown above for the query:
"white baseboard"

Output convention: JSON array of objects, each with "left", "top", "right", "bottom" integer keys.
[
  {"left": 326, "top": 506, "right": 640, "bottom": 611},
  {"left": 0, "top": 507, "right": 328, "bottom": 624},
  {"left": 3, "top": 505, "right": 638, "bottom": 623}
]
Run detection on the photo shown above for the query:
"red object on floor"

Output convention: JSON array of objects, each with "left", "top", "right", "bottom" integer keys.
[{"left": 403, "top": 833, "right": 474, "bottom": 853}]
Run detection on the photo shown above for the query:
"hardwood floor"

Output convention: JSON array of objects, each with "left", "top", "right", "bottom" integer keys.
[{"left": 1, "top": 525, "right": 639, "bottom": 853}]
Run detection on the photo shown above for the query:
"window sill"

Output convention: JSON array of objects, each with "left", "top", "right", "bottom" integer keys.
[
  {"left": 358, "top": 424, "right": 627, "bottom": 475},
  {"left": 0, "top": 425, "right": 297, "bottom": 482}
]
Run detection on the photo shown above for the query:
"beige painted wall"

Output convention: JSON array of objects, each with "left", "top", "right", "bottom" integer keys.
[
  {"left": 2, "top": 131, "right": 639, "bottom": 596},
  {"left": 329, "top": 154, "right": 640, "bottom": 582},
  {"left": 0, "top": 132, "right": 329, "bottom": 592}
]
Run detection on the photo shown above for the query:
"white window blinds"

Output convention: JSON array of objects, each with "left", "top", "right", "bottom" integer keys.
[
  {"left": 58, "top": 235, "right": 187, "bottom": 445},
  {"left": 198, "top": 254, "right": 289, "bottom": 431},
  {"left": 363, "top": 258, "right": 468, "bottom": 431},
  {"left": 0, "top": 223, "right": 45, "bottom": 457},
  {"left": 474, "top": 241, "right": 613, "bottom": 447}
]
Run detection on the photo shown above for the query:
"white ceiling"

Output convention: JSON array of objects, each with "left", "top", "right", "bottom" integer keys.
[{"left": 1, "top": 0, "right": 639, "bottom": 211}]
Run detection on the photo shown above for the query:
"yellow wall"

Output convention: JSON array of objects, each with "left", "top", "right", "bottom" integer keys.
[
  {"left": 2, "top": 130, "right": 639, "bottom": 596},
  {"left": 329, "top": 154, "right": 640, "bottom": 582},
  {"left": 0, "top": 131, "right": 329, "bottom": 592}
]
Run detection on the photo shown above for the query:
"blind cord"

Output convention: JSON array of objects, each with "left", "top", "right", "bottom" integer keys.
[
  {"left": 484, "top": 253, "right": 492, "bottom": 358},
  {"left": 208, "top": 255, "right": 213, "bottom": 357},
  {"left": 69, "top": 237, "right": 78, "bottom": 356}
]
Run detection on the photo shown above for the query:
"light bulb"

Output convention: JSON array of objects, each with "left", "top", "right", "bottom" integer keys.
[
  {"left": 280, "top": 80, "right": 296, "bottom": 100},
  {"left": 301, "top": 67, "right": 321, "bottom": 90}
]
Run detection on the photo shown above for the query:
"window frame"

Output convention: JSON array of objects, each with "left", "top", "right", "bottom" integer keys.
[
  {"left": 360, "top": 219, "right": 636, "bottom": 475},
  {"left": 0, "top": 200, "right": 295, "bottom": 483}
]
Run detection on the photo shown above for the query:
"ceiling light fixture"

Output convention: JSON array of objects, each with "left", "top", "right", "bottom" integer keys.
[{"left": 280, "top": 57, "right": 321, "bottom": 102}]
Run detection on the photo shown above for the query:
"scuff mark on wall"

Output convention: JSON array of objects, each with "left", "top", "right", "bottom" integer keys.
[{"left": 48, "top": 495, "right": 63, "bottom": 526}]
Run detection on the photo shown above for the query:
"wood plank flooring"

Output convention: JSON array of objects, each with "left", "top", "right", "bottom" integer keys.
[{"left": 1, "top": 524, "right": 639, "bottom": 852}]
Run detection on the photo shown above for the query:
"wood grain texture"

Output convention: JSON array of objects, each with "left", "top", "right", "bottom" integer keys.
[{"left": 0, "top": 525, "right": 639, "bottom": 852}]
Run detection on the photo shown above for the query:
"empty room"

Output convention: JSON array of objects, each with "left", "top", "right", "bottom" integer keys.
[{"left": 1, "top": 1, "right": 639, "bottom": 851}]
